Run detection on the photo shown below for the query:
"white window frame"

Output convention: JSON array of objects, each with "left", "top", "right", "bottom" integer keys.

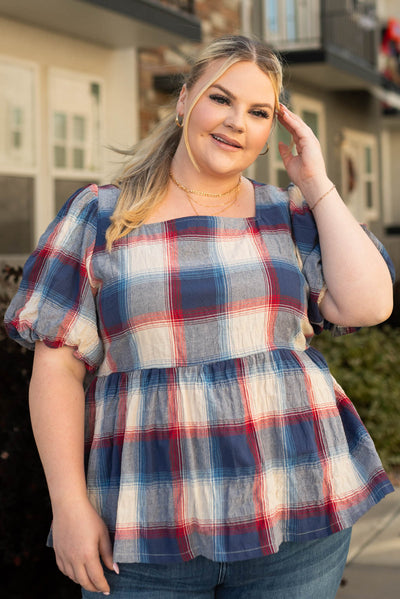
[
  {"left": 48, "top": 68, "right": 104, "bottom": 184},
  {"left": 269, "top": 94, "right": 326, "bottom": 188},
  {"left": 381, "top": 129, "right": 395, "bottom": 227},
  {"left": 292, "top": 93, "right": 327, "bottom": 154},
  {"left": 340, "top": 128, "right": 379, "bottom": 223},
  {"left": 0, "top": 55, "right": 39, "bottom": 177},
  {"left": 0, "top": 55, "right": 41, "bottom": 257},
  {"left": 263, "top": 0, "right": 321, "bottom": 50}
]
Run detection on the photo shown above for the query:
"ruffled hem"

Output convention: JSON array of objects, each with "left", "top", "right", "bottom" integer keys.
[
  {"left": 82, "top": 347, "right": 393, "bottom": 563},
  {"left": 103, "top": 469, "right": 394, "bottom": 563}
]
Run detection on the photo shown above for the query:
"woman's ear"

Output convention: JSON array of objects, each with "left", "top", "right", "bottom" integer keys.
[{"left": 176, "top": 84, "right": 187, "bottom": 114}]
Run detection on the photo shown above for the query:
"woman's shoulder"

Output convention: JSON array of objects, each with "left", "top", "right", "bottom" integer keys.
[
  {"left": 96, "top": 183, "right": 121, "bottom": 213},
  {"left": 253, "top": 181, "right": 301, "bottom": 206},
  {"left": 61, "top": 183, "right": 98, "bottom": 214},
  {"left": 254, "top": 181, "right": 308, "bottom": 218},
  {"left": 34, "top": 183, "right": 120, "bottom": 255},
  {"left": 62, "top": 183, "right": 120, "bottom": 216},
  {"left": 62, "top": 183, "right": 121, "bottom": 237},
  {"left": 254, "top": 181, "right": 310, "bottom": 217}
]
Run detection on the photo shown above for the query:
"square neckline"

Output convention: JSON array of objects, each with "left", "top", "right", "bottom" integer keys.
[{"left": 137, "top": 179, "right": 264, "bottom": 231}]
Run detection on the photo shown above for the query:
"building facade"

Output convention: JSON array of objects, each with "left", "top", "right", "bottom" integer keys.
[
  {"left": 250, "top": 0, "right": 400, "bottom": 280},
  {"left": 138, "top": 0, "right": 400, "bottom": 283},
  {"left": 0, "top": 0, "right": 200, "bottom": 256},
  {"left": 1, "top": 0, "right": 400, "bottom": 291}
]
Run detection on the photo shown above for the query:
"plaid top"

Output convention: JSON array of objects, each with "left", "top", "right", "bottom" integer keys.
[{"left": 5, "top": 182, "right": 395, "bottom": 564}]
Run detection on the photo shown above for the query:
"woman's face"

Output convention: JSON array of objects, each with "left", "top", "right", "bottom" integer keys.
[{"left": 176, "top": 60, "right": 277, "bottom": 179}]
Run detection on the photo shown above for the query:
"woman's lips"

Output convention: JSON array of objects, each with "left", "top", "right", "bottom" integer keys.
[{"left": 211, "top": 133, "right": 243, "bottom": 149}]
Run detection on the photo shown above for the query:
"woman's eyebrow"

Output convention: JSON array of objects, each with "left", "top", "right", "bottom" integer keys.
[{"left": 210, "top": 83, "right": 274, "bottom": 109}]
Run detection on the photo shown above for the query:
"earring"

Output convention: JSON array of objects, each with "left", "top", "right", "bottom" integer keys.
[
  {"left": 175, "top": 114, "right": 183, "bottom": 128},
  {"left": 259, "top": 143, "right": 269, "bottom": 156}
]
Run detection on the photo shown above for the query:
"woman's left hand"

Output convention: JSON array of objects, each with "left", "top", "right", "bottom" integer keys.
[
  {"left": 277, "top": 105, "right": 327, "bottom": 190},
  {"left": 275, "top": 106, "right": 393, "bottom": 329}
]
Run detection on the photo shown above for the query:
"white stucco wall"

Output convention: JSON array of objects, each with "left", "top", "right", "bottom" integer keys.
[{"left": 0, "top": 16, "right": 139, "bottom": 241}]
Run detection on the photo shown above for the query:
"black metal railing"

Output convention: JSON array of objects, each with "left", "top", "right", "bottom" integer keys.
[
  {"left": 322, "top": 0, "right": 378, "bottom": 67},
  {"left": 265, "top": 0, "right": 379, "bottom": 69}
]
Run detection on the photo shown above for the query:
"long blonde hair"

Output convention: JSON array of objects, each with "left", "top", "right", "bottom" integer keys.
[{"left": 106, "top": 35, "right": 283, "bottom": 250}]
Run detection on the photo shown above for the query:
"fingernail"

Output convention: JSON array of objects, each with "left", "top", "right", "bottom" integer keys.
[
  {"left": 103, "top": 593, "right": 110, "bottom": 596},
  {"left": 113, "top": 562, "right": 120, "bottom": 575}
]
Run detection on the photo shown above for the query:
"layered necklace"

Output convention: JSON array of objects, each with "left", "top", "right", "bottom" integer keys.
[{"left": 169, "top": 171, "right": 242, "bottom": 216}]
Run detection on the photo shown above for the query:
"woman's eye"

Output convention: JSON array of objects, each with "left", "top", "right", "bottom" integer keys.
[
  {"left": 209, "top": 94, "right": 230, "bottom": 105},
  {"left": 251, "top": 109, "right": 269, "bottom": 119}
]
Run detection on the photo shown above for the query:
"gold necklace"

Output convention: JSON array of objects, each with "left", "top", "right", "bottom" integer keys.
[
  {"left": 184, "top": 188, "right": 239, "bottom": 216},
  {"left": 170, "top": 171, "right": 242, "bottom": 198},
  {"left": 187, "top": 194, "right": 239, "bottom": 208}
]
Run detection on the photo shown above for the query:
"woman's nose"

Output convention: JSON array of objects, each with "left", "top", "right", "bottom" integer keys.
[{"left": 224, "top": 109, "right": 245, "bottom": 133}]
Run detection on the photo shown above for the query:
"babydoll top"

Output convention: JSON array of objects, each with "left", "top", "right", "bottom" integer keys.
[{"left": 4, "top": 182, "right": 395, "bottom": 564}]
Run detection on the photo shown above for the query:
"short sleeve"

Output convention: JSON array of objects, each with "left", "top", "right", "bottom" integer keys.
[
  {"left": 4, "top": 184, "right": 103, "bottom": 371},
  {"left": 288, "top": 184, "right": 395, "bottom": 336}
]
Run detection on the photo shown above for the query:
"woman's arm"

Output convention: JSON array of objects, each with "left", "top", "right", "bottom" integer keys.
[
  {"left": 30, "top": 342, "right": 114, "bottom": 594},
  {"left": 278, "top": 106, "right": 393, "bottom": 327},
  {"left": 301, "top": 181, "right": 393, "bottom": 326}
]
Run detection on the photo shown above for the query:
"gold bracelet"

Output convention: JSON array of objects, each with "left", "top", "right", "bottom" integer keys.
[{"left": 309, "top": 184, "right": 336, "bottom": 211}]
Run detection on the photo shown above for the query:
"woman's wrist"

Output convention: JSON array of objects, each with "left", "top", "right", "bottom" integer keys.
[
  {"left": 297, "top": 177, "right": 335, "bottom": 207},
  {"left": 309, "top": 183, "right": 336, "bottom": 211},
  {"left": 51, "top": 497, "right": 92, "bottom": 520},
  {"left": 50, "top": 484, "right": 89, "bottom": 512}
]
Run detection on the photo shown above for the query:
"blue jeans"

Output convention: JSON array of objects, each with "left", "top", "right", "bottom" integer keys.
[{"left": 82, "top": 528, "right": 351, "bottom": 598}]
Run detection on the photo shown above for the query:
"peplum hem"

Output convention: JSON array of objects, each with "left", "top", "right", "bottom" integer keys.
[
  {"left": 109, "top": 474, "right": 393, "bottom": 564},
  {"left": 83, "top": 347, "right": 394, "bottom": 563}
]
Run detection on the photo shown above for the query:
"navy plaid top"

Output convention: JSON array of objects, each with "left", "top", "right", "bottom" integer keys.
[{"left": 5, "top": 182, "right": 395, "bottom": 563}]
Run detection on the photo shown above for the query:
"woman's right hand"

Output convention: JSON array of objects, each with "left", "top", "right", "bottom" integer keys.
[
  {"left": 52, "top": 498, "right": 114, "bottom": 594},
  {"left": 29, "top": 344, "right": 117, "bottom": 593}
]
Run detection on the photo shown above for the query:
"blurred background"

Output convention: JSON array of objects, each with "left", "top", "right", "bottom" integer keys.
[{"left": 1, "top": 1, "right": 400, "bottom": 597}]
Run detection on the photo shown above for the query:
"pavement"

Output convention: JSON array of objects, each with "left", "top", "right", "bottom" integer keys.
[{"left": 336, "top": 486, "right": 400, "bottom": 598}]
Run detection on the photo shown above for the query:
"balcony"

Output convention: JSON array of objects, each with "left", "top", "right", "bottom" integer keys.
[
  {"left": 0, "top": 0, "right": 201, "bottom": 47},
  {"left": 263, "top": 0, "right": 380, "bottom": 90},
  {"left": 159, "top": 0, "right": 195, "bottom": 14}
]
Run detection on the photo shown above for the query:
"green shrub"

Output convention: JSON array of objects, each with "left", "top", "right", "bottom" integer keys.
[{"left": 312, "top": 325, "right": 400, "bottom": 470}]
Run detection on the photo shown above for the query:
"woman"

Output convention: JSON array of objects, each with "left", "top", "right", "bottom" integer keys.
[{"left": 5, "top": 35, "right": 395, "bottom": 598}]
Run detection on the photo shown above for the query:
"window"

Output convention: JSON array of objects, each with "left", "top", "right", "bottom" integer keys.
[
  {"left": 286, "top": 0, "right": 297, "bottom": 42},
  {"left": 265, "top": 0, "right": 279, "bottom": 35},
  {"left": 264, "top": 0, "right": 321, "bottom": 49},
  {"left": 0, "top": 58, "right": 37, "bottom": 254},
  {"left": 54, "top": 178, "right": 96, "bottom": 213},
  {"left": 49, "top": 70, "right": 103, "bottom": 215},
  {"left": 10, "top": 108, "right": 23, "bottom": 151},
  {"left": 0, "top": 175, "right": 34, "bottom": 254},
  {"left": 0, "top": 61, "right": 105, "bottom": 256},
  {"left": 341, "top": 129, "right": 378, "bottom": 222},
  {"left": 53, "top": 112, "right": 67, "bottom": 167},
  {"left": 270, "top": 120, "right": 292, "bottom": 189},
  {"left": 269, "top": 95, "right": 326, "bottom": 189},
  {"left": 0, "top": 59, "right": 36, "bottom": 169},
  {"left": 381, "top": 130, "right": 400, "bottom": 228},
  {"left": 293, "top": 95, "right": 326, "bottom": 149},
  {"left": 49, "top": 70, "right": 103, "bottom": 176}
]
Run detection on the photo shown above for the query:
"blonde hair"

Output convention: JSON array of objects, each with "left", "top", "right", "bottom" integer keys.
[{"left": 106, "top": 35, "right": 283, "bottom": 250}]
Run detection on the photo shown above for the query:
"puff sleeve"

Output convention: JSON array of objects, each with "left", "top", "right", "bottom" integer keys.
[
  {"left": 4, "top": 185, "right": 103, "bottom": 371},
  {"left": 288, "top": 184, "right": 395, "bottom": 336}
]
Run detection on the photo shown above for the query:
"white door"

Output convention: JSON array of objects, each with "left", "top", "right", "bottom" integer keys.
[{"left": 340, "top": 129, "right": 378, "bottom": 223}]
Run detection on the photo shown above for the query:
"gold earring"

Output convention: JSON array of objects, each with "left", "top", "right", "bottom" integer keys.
[
  {"left": 259, "top": 143, "right": 269, "bottom": 156},
  {"left": 175, "top": 114, "right": 183, "bottom": 128}
]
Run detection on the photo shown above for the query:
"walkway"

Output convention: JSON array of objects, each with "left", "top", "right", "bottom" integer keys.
[{"left": 336, "top": 487, "right": 400, "bottom": 598}]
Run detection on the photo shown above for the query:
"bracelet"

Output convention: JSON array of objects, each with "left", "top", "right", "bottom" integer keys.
[{"left": 309, "top": 184, "right": 336, "bottom": 211}]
